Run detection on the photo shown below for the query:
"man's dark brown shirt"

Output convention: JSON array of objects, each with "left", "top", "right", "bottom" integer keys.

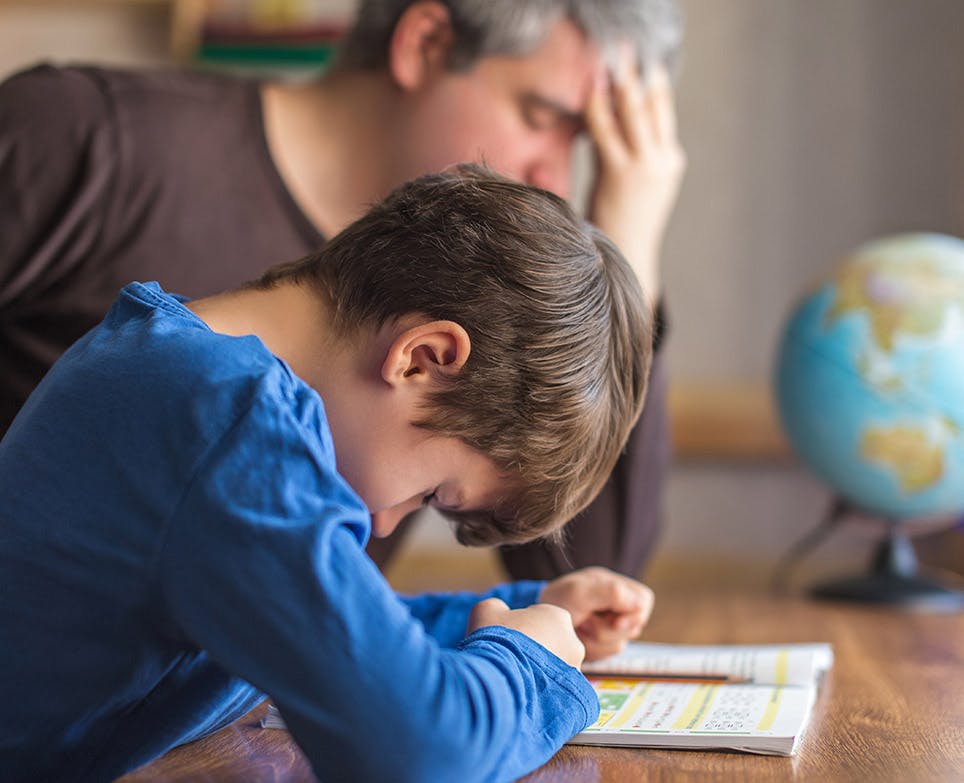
[{"left": 0, "top": 65, "right": 323, "bottom": 435}]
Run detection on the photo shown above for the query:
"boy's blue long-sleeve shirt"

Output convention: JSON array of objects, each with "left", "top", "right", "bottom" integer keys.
[{"left": 0, "top": 283, "right": 598, "bottom": 782}]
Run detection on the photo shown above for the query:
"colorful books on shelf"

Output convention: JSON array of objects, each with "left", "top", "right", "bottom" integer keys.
[
  {"left": 572, "top": 641, "right": 833, "bottom": 756},
  {"left": 190, "top": 0, "right": 350, "bottom": 70}
]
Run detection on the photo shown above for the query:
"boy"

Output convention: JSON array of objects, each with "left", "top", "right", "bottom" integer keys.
[
  {"left": 0, "top": 167, "right": 654, "bottom": 782},
  {"left": 0, "top": 0, "right": 685, "bottom": 582}
]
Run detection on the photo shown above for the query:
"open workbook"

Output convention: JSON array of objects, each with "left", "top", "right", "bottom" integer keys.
[
  {"left": 571, "top": 642, "right": 834, "bottom": 756},
  {"left": 261, "top": 641, "right": 832, "bottom": 757}
]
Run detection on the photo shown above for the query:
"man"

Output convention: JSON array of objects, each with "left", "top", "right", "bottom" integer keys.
[{"left": 0, "top": 0, "right": 685, "bottom": 580}]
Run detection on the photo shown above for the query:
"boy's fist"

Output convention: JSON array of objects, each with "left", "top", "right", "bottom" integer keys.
[
  {"left": 467, "top": 598, "right": 586, "bottom": 669},
  {"left": 540, "top": 567, "right": 654, "bottom": 661}
]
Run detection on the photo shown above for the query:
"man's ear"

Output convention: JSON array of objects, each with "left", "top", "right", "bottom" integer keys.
[
  {"left": 388, "top": 1, "right": 454, "bottom": 91},
  {"left": 381, "top": 320, "right": 471, "bottom": 388}
]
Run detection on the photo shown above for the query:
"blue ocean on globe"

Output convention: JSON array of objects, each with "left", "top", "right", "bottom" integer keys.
[{"left": 775, "top": 233, "right": 964, "bottom": 520}]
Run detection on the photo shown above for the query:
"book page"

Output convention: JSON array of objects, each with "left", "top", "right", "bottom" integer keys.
[
  {"left": 572, "top": 678, "right": 817, "bottom": 754},
  {"left": 582, "top": 642, "right": 833, "bottom": 687}
]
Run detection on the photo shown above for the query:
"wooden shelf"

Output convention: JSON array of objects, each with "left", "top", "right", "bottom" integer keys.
[{"left": 668, "top": 381, "right": 791, "bottom": 461}]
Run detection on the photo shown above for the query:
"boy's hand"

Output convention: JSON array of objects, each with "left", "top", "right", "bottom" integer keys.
[
  {"left": 585, "top": 50, "right": 686, "bottom": 307},
  {"left": 540, "top": 567, "right": 655, "bottom": 661},
  {"left": 467, "top": 598, "right": 586, "bottom": 669}
]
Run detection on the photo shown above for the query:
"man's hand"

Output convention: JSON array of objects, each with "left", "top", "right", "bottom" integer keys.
[
  {"left": 539, "top": 567, "right": 655, "bottom": 661},
  {"left": 467, "top": 598, "right": 586, "bottom": 669},
  {"left": 585, "top": 49, "right": 686, "bottom": 307}
]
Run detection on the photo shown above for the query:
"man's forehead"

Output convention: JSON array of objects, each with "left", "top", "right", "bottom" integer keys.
[
  {"left": 487, "top": 18, "right": 604, "bottom": 109},
  {"left": 520, "top": 90, "right": 585, "bottom": 124}
]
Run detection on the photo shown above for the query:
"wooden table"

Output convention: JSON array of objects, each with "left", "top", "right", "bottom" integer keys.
[{"left": 119, "top": 588, "right": 964, "bottom": 783}]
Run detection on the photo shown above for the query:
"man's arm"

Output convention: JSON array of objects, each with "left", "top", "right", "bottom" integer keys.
[
  {"left": 0, "top": 65, "right": 117, "bottom": 432},
  {"left": 499, "top": 57, "right": 684, "bottom": 582},
  {"left": 586, "top": 57, "right": 686, "bottom": 307},
  {"left": 0, "top": 65, "right": 114, "bottom": 306}
]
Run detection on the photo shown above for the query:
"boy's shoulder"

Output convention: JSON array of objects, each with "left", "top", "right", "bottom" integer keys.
[
  {"left": 64, "top": 282, "right": 334, "bottom": 461},
  {"left": 100, "top": 281, "right": 282, "bottom": 384}
]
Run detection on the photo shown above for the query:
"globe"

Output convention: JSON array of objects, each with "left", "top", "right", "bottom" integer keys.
[
  {"left": 774, "top": 233, "right": 964, "bottom": 609},
  {"left": 776, "top": 233, "right": 964, "bottom": 520}
]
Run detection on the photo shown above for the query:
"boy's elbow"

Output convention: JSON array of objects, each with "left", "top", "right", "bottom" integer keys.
[
  {"left": 369, "top": 716, "right": 518, "bottom": 783},
  {"left": 301, "top": 690, "right": 535, "bottom": 783}
]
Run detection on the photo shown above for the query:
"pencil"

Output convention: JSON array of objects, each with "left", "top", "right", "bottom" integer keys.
[{"left": 585, "top": 672, "right": 751, "bottom": 684}]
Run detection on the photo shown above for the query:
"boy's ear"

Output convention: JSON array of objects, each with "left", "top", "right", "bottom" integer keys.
[
  {"left": 388, "top": 1, "right": 454, "bottom": 91},
  {"left": 381, "top": 320, "right": 471, "bottom": 388}
]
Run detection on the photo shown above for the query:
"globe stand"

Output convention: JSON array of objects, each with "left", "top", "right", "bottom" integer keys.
[{"left": 807, "top": 499, "right": 964, "bottom": 612}]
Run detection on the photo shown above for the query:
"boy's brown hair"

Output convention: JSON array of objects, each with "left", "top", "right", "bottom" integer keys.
[{"left": 256, "top": 165, "right": 652, "bottom": 546}]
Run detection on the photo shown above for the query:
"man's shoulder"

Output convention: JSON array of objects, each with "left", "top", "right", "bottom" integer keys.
[
  {"left": 81, "top": 64, "right": 255, "bottom": 107},
  {"left": 0, "top": 63, "right": 110, "bottom": 131},
  {"left": 2, "top": 62, "right": 257, "bottom": 127}
]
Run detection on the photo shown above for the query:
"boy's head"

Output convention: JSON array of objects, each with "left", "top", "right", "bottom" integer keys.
[
  {"left": 256, "top": 165, "right": 652, "bottom": 546},
  {"left": 333, "top": 0, "right": 682, "bottom": 197}
]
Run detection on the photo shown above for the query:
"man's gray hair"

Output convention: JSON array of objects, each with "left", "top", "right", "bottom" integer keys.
[{"left": 337, "top": 0, "right": 682, "bottom": 78}]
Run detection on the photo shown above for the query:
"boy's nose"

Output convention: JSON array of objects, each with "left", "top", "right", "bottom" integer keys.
[
  {"left": 520, "top": 133, "right": 575, "bottom": 199},
  {"left": 525, "top": 156, "right": 572, "bottom": 199},
  {"left": 370, "top": 495, "right": 424, "bottom": 537}
]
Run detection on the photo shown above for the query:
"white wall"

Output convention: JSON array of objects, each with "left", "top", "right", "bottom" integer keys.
[
  {"left": 668, "top": 0, "right": 964, "bottom": 381},
  {"left": 658, "top": 0, "right": 964, "bottom": 579},
  {"left": 0, "top": 2, "right": 172, "bottom": 76}
]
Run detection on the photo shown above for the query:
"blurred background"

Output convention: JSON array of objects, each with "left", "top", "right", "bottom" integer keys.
[{"left": 3, "top": 0, "right": 962, "bottom": 591}]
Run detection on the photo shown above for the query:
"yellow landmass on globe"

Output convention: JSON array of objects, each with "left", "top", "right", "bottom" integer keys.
[
  {"left": 855, "top": 354, "right": 903, "bottom": 393},
  {"left": 860, "top": 424, "right": 944, "bottom": 493},
  {"left": 826, "top": 258, "right": 964, "bottom": 352}
]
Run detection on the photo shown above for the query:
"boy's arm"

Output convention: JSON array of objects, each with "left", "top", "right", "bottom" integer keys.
[
  {"left": 156, "top": 402, "right": 598, "bottom": 783},
  {"left": 401, "top": 567, "right": 655, "bottom": 660},
  {"left": 398, "top": 580, "right": 544, "bottom": 647}
]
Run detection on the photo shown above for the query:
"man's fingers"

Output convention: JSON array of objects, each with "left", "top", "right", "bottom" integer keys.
[
  {"left": 645, "top": 63, "right": 678, "bottom": 145},
  {"left": 585, "top": 68, "right": 626, "bottom": 170},
  {"left": 612, "top": 44, "right": 650, "bottom": 155}
]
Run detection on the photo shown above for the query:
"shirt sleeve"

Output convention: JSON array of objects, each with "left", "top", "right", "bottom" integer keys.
[
  {"left": 398, "top": 580, "right": 545, "bottom": 648},
  {"left": 156, "top": 395, "right": 598, "bottom": 783},
  {"left": 0, "top": 65, "right": 115, "bottom": 308}
]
